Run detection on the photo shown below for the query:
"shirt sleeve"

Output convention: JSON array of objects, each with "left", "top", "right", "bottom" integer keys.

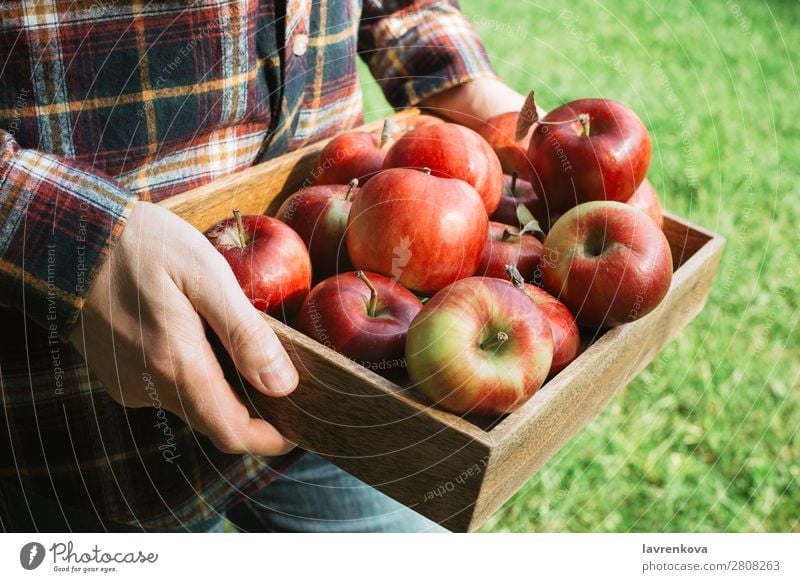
[
  {"left": 359, "top": 0, "right": 498, "bottom": 108},
  {"left": 0, "top": 130, "right": 137, "bottom": 340}
]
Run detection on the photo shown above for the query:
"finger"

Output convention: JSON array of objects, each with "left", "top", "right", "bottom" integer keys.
[
  {"left": 168, "top": 335, "right": 296, "bottom": 457},
  {"left": 187, "top": 252, "right": 299, "bottom": 397}
]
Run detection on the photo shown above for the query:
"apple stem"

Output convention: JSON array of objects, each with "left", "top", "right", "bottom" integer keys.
[
  {"left": 345, "top": 178, "right": 359, "bottom": 201},
  {"left": 355, "top": 270, "right": 378, "bottom": 317},
  {"left": 578, "top": 113, "right": 590, "bottom": 137},
  {"left": 422, "top": 167, "right": 432, "bottom": 175},
  {"left": 510, "top": 171, "right": 518, "bottom": 196},
  {"left": 481, "top": 331, "right": 509, "bottom": 351},
  {"left": 504, "top": 264, "right": 526, "bottom": 290},
  {"left": 380, "top": 119, "right": 395, "bottom": 149},
  {"left": 232, "top": 208, "right": 249, "bottom": 247},
  {"left": 538, "top": 114, "right": 592, "bottom": 137}
]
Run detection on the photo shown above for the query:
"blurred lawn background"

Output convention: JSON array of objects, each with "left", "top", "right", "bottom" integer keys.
[{"left": 359, "top": 0, "right": 799, "bottom": 532}]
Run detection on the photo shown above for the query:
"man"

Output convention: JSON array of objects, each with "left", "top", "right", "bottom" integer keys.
[{"left": 0, "top": 0, "right": 526, "bottom": 532}]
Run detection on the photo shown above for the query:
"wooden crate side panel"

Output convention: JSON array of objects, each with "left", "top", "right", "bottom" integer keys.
[
  {"left": 212, "top": 318, "right": 491, "bottom": 531},
  {"left": 469, "top": 229, "right": 725, "bottom": 530},
  {"left": 662, "top": 212, "right": 714, "bottom": 269}
]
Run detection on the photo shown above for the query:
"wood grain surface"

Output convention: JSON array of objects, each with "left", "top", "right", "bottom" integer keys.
[
  {"left": 212, "top": 317, "right": 492, "bottom": 530},
  {"left": 163, "top": 110, "right": 726, "bottom": 532}
]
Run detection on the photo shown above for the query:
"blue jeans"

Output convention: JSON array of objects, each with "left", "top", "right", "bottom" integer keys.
[
  {"left": 186, "top": 453, "right": 446, "bottom": 533},
  {"left": 1, "top": 453, "right": 445, "bottom": 532}
]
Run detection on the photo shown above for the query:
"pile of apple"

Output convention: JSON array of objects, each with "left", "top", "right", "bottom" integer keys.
[{"left": 206, "top": 94, "right": 673, "bottom": 418}]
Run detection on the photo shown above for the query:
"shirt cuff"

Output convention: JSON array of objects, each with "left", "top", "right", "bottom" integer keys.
[
  {"left": 360, "top": 1, "right": 498, "bottom": 109},
  {"left": 0, "top": 130, "right": 137, "bottom": 339}
]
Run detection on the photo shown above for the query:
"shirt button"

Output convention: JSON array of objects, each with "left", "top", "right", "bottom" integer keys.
[{"left": 293, "top": 34, "right": 308, "bottom": 56}]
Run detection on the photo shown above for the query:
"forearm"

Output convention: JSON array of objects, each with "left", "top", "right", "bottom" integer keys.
[
  {"left": 0, "top": 129, "right": 137, "bottom": 338},
  {"left": 418, "top": 77, "right": 526, "bottom": 132}
]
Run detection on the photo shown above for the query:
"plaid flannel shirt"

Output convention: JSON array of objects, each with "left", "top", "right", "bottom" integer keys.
[{"left": 0, "top": 0, "right": 496, "bottom": 529}]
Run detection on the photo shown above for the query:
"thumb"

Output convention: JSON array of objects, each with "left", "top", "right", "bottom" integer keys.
[{"left": 190, "top": 255, "right": 299, "bottom": 397}]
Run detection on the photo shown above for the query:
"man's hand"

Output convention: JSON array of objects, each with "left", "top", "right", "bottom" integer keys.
[
  {"left": 419, "top": 77, "right": 547, "bottom": 131},
  {"left": 69, "top": 201, "right": 299, "bottom": 456}
]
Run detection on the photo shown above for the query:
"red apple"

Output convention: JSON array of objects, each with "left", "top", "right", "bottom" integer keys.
[
  {"left": 528, "top": 98, "right": 651, "bottom": 212},
  {"left": 540, "top": 201, "right": 672, "bottom": 328},
  {"left": 490, "top": 172, "right": 548, "bottom": 229},
  {"left": 625, "top": 177, "right": 663, "bottom": 228},
  {"left": 505, "top": 265, "right": 580, "bottom": 375},
  {"left": 296, "top": 271, "right": 422, "bottom": 376},
  {"left": 477, "top": 221, "right": 543, "bottom": 281},
  {"left": 383, "top": 122, "right": 504, "bottom": 214},
  {"left": 346, "top": 168, "right": 488, "bottom": 295},
  {"left": 405, "top": 277, "right": 553, "bottom": 416},
  {"left": 275, "top": 179, "right": 358, "bottom": 280},
  {"left": 206, "top": 210, "right": 312, "bottom": 318},
  {"left": 312, "top": 120, "right": 395, "bottom": 186},
  {"left": 477, "top": 111, "right": 535, "bottom": 177}
]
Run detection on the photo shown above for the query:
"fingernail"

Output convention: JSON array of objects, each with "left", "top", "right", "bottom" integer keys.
[{"left": 259, "top": 357, "right": 299, "bottom": 395}]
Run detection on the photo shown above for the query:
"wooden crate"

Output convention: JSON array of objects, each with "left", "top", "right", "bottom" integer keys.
[{"left": 159, "top": 109, "right": 725, "bottom": 532}]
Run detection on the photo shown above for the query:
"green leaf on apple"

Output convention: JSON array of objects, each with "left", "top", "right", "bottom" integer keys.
[{"left": 516, "top": 204, "right": 544, "bottom": 237}]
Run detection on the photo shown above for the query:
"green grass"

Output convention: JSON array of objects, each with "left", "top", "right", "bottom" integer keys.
[{"left": 360, "top": 0, "right": 800, "bottom": 532}]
